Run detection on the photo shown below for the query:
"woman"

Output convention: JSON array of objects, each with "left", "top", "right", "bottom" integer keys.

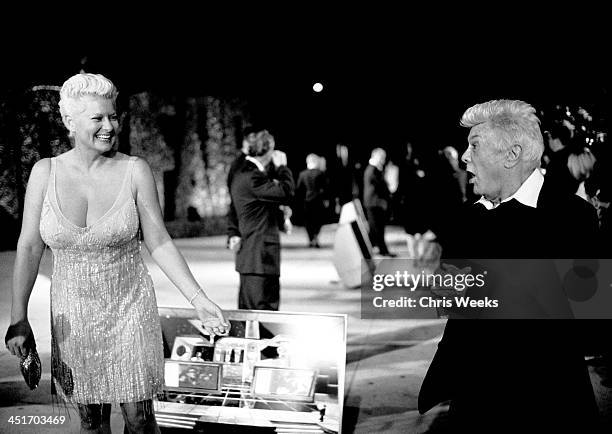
[{"left": 5, "top": 73, "right": 230, "bottom": 433}]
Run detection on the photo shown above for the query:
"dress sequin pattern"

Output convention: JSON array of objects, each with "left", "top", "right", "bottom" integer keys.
[{"left": 39, "top": 157, "right": 164, "bottom": 404}]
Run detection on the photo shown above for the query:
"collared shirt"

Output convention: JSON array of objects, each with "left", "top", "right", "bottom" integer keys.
[
  {"left": 246, "top": 156, "right": 266, "bottom": 172},
  {"left": 476, "top": 168, "right": 544, "bottom": 210},
  {"left": 368, "top": 158, "right": 384, "bottom": 171}
]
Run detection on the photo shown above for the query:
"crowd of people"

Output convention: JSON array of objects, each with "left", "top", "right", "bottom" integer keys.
[
  {"left": 245, "top": 113, "right": 611, "bottom": 258},
  {"left": 4, "top": 71, "right": 611, "bottom": 432},
  {"left": 224, "top": 104, "right": 611, "bottom": 431}
]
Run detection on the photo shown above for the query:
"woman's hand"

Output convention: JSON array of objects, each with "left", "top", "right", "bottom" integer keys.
[
  {"left": 5, "top": 319, "right": 34, "bottom": 358},
  {"left": 6, "top": 335, "right": 28, "bottom": 358},
  {"left": 191, "top": 296, "right": 231, "bottom": 342}
]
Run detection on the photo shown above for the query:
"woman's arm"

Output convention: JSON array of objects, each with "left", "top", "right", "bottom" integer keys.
[
  {"left": 6, "top": 159, "right": 49, "bottom": 357},
  {"left": 132, "top": 158, "right": 229, "bottom": 338}
]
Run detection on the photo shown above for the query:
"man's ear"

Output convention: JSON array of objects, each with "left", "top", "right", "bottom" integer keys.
[{"left": 504, "top": 144, "right": 522, "bottom": 168}]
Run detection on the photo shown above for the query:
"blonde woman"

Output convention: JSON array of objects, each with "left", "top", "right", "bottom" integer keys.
[{"left": 5, "top": 73, "right": 229, "bottom": 433}]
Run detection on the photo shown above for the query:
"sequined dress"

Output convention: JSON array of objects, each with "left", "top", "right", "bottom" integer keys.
[{"left": 39, "top": 157, "right": 164, "bottom": 404}]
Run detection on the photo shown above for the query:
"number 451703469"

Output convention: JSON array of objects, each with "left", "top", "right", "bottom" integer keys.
[{"left": 8, "top": 415, "right": 66, "bottom": 424}]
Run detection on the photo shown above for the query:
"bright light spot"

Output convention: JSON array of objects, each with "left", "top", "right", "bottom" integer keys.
[
  {"left": 34, "top": 274, "right": 51, "bottom": 292},
  {"left": 313, "top": 82, "right": 323, "bottom": 93}
]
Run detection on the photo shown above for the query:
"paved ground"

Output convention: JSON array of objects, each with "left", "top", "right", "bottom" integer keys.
[{"left": 0, "top": 225, "right": 610, "bottom": 433}]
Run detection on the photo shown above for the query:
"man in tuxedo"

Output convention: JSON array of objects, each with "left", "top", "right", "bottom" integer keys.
[
  {"left": 417, "top": 100, "right": 601, "bottom": 431},
  {"left": 227, "top": 129, "right": 294, "bottom": 310},
  {"left": 226, "top": 126, "right": 253, "bottom": 249},
  {"left": 363, "top": 148, "right": 395, "bottom": 257}
]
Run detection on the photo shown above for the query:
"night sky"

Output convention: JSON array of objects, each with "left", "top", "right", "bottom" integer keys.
[{"left": 3, "top": 28, "right": 611, "bottom": 166}]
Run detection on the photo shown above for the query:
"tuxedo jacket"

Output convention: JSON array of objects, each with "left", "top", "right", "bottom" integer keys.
[
  {"left": 226, "top": 153, "right": 247, "bottom": 239},
  {"left": 363, "top": 164, "right": 390, "bottom": 210},
  {"left": 230, "top": 160, "right": 294, "bottom": 276},
  {"left": 418, "top": 178, "right": 601, "bottom": 431}
]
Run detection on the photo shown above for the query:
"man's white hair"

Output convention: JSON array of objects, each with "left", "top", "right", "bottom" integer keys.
[
  {"left": 461, "top": 100, "right": 544, "bottom": 166},
  {"left": 58, "top": 73, "right": 118, "bottom": 133}
]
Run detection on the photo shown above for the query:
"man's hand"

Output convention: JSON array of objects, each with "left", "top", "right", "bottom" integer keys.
[
  {"left": 192, "top": 296, "right": 231, "bottom": 344},
  {"left": 271, "top": 150, "right": 287, "bottom": 168},
  {"left": 406, "top": 231, "right": 441, "bottom": 271},
  {"left": 228, "top": 236, "right": 241, "bottom": 251},
  {"left": 430, "top": 263, "right": 473, "bottom": 298}
]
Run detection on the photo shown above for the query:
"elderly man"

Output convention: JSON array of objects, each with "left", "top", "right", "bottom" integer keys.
[
  {"left": 228, "top": 129, "right": 294, "bottom": 311},
  {"left": 417, "top": 100, "right": 600, "bottom": 432}
]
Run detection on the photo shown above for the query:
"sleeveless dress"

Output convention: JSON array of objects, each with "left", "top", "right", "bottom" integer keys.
[{"left": 39, "top": 156, "right": 164, "bottom": 404}]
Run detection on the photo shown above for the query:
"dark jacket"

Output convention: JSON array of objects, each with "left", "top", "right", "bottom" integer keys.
[
  {"left": 418, "top": 178, "right": 601, "bottom": 432},
  {"left": 227, "top": 153, "right": 247, "bottom": 239},
  {"left": 230, "top": 160, "right": 295, "bottom": 275},
  {"left": 363, "top": 164, "right": 390, "bottom": 210},
  {"left": 297, "top": 168, "right": 327, "bottom": 203}
]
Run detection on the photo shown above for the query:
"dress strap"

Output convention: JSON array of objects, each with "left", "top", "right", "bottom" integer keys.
[
  {"left": 46, "top": 157, "right": 57, "bottom": 205},
  {"left": 128, "top": 156, "right": 138, "bottom": 200}
]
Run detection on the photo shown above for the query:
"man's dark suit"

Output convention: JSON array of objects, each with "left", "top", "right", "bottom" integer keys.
[
  {"left": 418, "top": 178, "right": 601, "bottom": 432},
  {"left": 227, "top": 153, "right": 247, "bottom": 242},
  {"left": 363, "top": 164, "right": 391, "bottom": 254},
  {"left": 229, "top": 159, "right": 295, "bottom": 310},
  {"left": 296, "top": 168, "right": 327, "bottom": 243}
]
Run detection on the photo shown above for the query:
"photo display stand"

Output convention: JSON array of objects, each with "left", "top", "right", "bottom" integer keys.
[{"left": 155, "top": 308, "right": 347, "bottom": 433}]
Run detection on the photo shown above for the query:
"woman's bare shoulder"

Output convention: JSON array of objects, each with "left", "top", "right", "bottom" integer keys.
[
  {"left": 113, "top": 152, "right": 147, "bottom": 166},
  {"left": 29, "top": 158, "right": 52, "bottom": 181},
  {"left": 130, "top": 156, "right": 153, "bottom": 174},
  {"left": 126, "top": 156, "right": 154, "bottom": 194}
]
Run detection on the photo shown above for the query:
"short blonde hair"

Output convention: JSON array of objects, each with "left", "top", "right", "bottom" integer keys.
[
  {"left": 58, "top": 73, "right": 118, "bottom": 131},
  {"left": 461, "top": 100, "right": 544, "bottom": 166}
]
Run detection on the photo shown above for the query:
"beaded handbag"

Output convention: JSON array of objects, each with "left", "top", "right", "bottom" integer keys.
[{"left": 5, "top": 319, "right": 41, "bottom": 390}]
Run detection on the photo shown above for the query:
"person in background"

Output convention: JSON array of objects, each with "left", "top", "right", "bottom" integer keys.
[
  {"left": 227, "top": 125, "right": 258, "bottom": 249},
  {"left": 5, "top": 73, "right": 229, "bottom": 433},
  {"left": 396, "top": 141, "right": 428, "bottom": 234},
  {"left": 228, "top": 129, "right": 294, "bottom": 311},
  {"left": 363, "top": 147, "right": 396, "bottom": 257},
  {"left": 297, "top": 154, "right": 327, "bottom": 248},
  {"left": 543, "top": 122, "right": 597, "bottom": 197},
  {"left": 330, "top": 144, "right": 359, "bottom": 216},
  {"left": 441, "top": 146, "right": 468, "bottom": 203}
]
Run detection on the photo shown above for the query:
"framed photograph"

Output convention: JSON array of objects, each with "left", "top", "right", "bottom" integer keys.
[
  {"left": 251, "top": 366, "right": 317, "bottom": 403},
  {"left": 164, "top": 360, "right": 222, "bottom": 393}
]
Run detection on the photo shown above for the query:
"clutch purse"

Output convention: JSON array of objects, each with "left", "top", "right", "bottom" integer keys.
[
  {"left": 20, "top": 347, "right": 42, "bottom": 390},
  {"left": 5, "top": 319, "right": 41, "bottom": 390}
]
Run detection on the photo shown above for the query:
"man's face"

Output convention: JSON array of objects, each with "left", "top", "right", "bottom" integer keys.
[{"left": 462, "top": 124, "right": 506, "bottom": 202}]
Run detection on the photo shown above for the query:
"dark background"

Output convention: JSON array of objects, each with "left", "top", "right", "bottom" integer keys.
[{"left": 3, "top": 28, "right": 610, "bottom": 165}]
